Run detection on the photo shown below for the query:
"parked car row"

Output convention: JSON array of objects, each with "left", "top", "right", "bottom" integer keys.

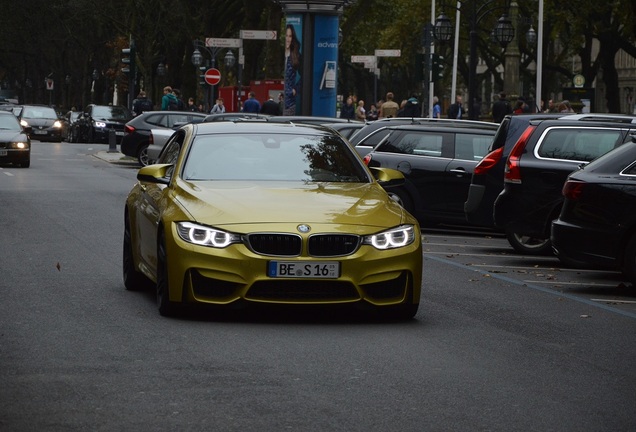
[{"left": 460, "top": 113, "right": 636, "bottom": 285}]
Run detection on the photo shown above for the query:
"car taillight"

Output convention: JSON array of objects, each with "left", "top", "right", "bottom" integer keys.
[
  {"left": 149, "top": 133, "right": 154, "bottom": 145},
  {"left": 504, "top": 125, "right": 536, "bottom": 184},
  {"left": 562, "top": 180, "right": 586, "bottom": 201},
  {"left": 124, "top": 125, "right": 135, "bottom": 134},
  {"left": 362, "top": 154, "right": 372, "bottom": 166},
  {"left": 473, "top": 147, "right": 503, "bottom": 175}
]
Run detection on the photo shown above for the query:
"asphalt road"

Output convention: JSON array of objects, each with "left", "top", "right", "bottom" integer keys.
[{"left": 1, "top": 141, "right": 635, "bottom": 431}]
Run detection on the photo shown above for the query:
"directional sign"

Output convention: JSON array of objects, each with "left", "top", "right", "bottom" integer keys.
[
  {"left": 204, "top": 68, "right": 221, "bottom": 86},
  {"left": 240, "top": 30, "right": 277, "bottom": 40},
  {"left": 351, "top": 55, "right": 375, "bottom": 63},
  {"left": 375, "top": 49, "right": 401, "bottom": 57},
  {"left": 205, "top": 38, "right": 241, "bottom": 48}
]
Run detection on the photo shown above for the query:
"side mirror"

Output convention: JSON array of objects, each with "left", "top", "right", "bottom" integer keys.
[
  {"left": 369, "top": 167, "right": 405, "bottom": 187},
  {"left": 137, "top": 163, "right": 172, "bottom": 185}
]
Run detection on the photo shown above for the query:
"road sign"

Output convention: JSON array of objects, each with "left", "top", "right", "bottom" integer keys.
[
  {"left": 351, "top": 55, "right": 376, "bottom": 63},
  {"left": 240, "top": 30, "right": 277, "bottom": 40},
  {"left": 205, "top": 38, "right": 242, "bottom": 48},
  {"left": 204, "top": 68, "right": 222, "bottom": 86},
  {"left": 375, "top": 49, "right": 401, "bottom": 57},
  {"left": 45, "top": 79, "right": 54, "bottom": 91}
]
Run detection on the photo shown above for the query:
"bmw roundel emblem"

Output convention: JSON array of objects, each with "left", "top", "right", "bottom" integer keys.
[{"left": 297, "top": 224, "right": 311, "bottom": 233}]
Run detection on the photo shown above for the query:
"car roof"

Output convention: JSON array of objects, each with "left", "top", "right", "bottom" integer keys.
[
  {"left": 192, "top": 120, "right": 338, "bottom": 136},
  {"left": 270, "top": 116, "right": 362, "bottom": 124},
  {"left": 387, "top": 123, "right": 497, "bottom": 133}
]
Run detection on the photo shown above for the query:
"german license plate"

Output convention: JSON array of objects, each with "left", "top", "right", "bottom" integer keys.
[
  {"left": 116, "top": 131, "right": 124, "bottom": 136},
  {"left": 268, "top": 261, "right": 340, "bottom": 278},
  {"left": 33, "top": 130, "right": 47, "bottom": 135},
  {"left": 0, "top": 149, "right": 7, "bottom": 156}
]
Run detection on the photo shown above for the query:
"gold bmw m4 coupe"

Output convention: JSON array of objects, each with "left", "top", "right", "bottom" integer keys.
[{"left": 123, "top": 121, "right": 422, "bottom": 318}]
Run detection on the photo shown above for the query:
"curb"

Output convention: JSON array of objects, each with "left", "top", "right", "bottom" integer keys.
[{"left": 93, "top": 151, "right": 139, "bottom": 166}]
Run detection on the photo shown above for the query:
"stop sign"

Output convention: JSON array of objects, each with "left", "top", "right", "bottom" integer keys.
[{"left": 204, "top": 68, "right": 221, "bottom": 85}]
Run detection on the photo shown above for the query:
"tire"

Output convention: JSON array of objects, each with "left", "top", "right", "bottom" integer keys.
[
  {"left": 137, "top": 144, "right": 150, "bottom": 167},
  {"left": 156, "top": 229, "right": 179, "bottom": 317},
  {"left": 123, "top": 211, "right": 151, "bottom": 291},
  {"left": 387, "top": 187, "right": 415, "bottom": 215},
  {"left": 505, "top": 228, "right": 553, "bottom": 256},
  {"left": 622, "top": 234, "right": 636, "bottom": 285}
]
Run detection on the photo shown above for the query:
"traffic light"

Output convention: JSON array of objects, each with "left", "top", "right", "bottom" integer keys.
[
  {"left": 199, "top": 66, "right": 207, "bottom": 86},
  {"left": 121, "top": 45, "right": 136, "bottom": 78},
  {"left": 432, "top": 53, "right": 444, "bottom": 81}
]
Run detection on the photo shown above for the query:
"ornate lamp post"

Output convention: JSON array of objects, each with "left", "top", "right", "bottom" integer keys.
[{"left": 435, "top": 1, "right": 515, "bottom": 119}]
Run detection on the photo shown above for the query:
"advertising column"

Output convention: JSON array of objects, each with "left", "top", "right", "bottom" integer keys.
[
  {"left": 283, "top": 16, "right": 303, "bottom": 115},
  {"left": 312, "top": 15, "right": 339, "bottom": 117}
]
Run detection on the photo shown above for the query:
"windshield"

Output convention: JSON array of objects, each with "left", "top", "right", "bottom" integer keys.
[
  {"left": 22, "top": 106, "right": 58, "bottom": 120},
  {"left": 0, "top": 114, "right": 21, "bottom": 131},
  {"left": 182, "top": 133, "right": 371, "bottom": 183},
  {"left": 91, "top": 106, "right": 131, "bottom": 121}
]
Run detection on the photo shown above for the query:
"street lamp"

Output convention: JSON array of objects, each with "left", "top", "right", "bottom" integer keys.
[
  {"left": 156, "top": 62, "right": 166, "bottom": 77},
  {"left": 435, "top": 2, "right": 515, "bottom": 120}
]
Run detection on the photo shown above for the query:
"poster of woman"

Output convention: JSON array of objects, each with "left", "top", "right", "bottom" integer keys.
[{"left": 284, "top": 18, "right": 302, "bottom": 115}]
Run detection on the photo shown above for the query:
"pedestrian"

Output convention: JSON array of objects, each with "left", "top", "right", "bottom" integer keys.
[
  {"left": 366, "top": 103, "right": 379, "bottom": 121},
  {"left": 242, "top": 91, "right": 261, "bottom": 113},
  {"left": 513, "top": 100, "right": 525, "bottom": 114},
  {"left": 491, "top": 92, "right": 512, "bottom": 123},
  {"left": 558, "top": 100, "right": 574, "bottom": 113},
  {"left": 210, "top": 98, "right": 226, "bottom": 114},
  {"left": 161, "top": 86, "right": 179, "bottom": 111},
  {"left": 340, "top": 96, "right": 355, "bottom": 119},
  {"left": 379, "top": 92, "right": 399, "bottom": 119},
  {"left": 186, "top": 97, "right": 199, "bottom": 112},
  {"left": 447, "top": 95, "right": 464, "bottom": 119},
  {"left": 399, "top": 96, "right": 420, "bottom": 118},
  {"left": 261, "top": 96, "right": 281, "bottom": 115},
  {"left": 173, "top": 89, "right": 185, "bottom": 110},
  {"left": 132, "top": 91, "right": 153, "bottom": 116},
  {"left": 278, "top": 92, "right": 284, "bottom": 115},
  {"left": 355, "top": 100, "right": 366, "bottom": 121},
  {"left": 432, "top": 96, "right": 441, "bottom": 118}
]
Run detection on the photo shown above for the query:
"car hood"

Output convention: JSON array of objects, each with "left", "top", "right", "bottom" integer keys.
[
  {"left": 24, "top": 118, "right": 56, "bottom": 127},
  {"left": 0, "top": 130, "right": 28, "bottom": 141},
  {"left": 174, "top": 180, "right": 405, "bottom": 229}
]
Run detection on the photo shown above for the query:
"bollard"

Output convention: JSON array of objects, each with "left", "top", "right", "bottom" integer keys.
[{"left": 107, "top": 128, "right": 118, "bottom": 153}]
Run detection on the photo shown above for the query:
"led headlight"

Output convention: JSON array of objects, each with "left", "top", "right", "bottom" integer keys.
[
  {"left": 12, "top": 142, "right": 28, "bottom": 149},
  {"left": 53, "top": 120, "right": 62, "bottom": 128},
  {"left": 94, "top": 121, "right": 107, "bottom": 128},
  {"left": 363, "top": 225, "right": 416, "bottom": 250},
  {"left": 20, "top": 119, "right": 29, "bottom": 127},
  {"left": 176, "top": 222, "right": 241, "bottom": 248}
]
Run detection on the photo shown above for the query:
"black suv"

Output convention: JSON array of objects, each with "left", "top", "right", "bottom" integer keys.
[
  {"left": 121, "top": 110, "right": 207, "bottom": 166},
  {"left": 492, "top": 114, "right": 636, "bottom": 255},
  {"left": 362, "top": 123, "right": 497, "bottom": 226},
  {"left": 464, "top": 114, "right": 564, "bottom": 228}
]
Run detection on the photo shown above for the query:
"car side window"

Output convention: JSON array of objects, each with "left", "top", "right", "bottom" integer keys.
[
  {"left": 378, "top": 131, "right": 445, "bottom": 157},
  {"left": 158, "top": 132, "right": 186, "bottom": 183},
  {"left": 168, "top": 114, "right": 190, "bottom": 127},
  {"left": 145, "top": 114, "right": 168, "bottom": 127},
  {"left": 455, "top": 133, "right": 493, "bottom": 161},
  {"left": 537, "top": 128, "right": 623, "bottom": 162}
]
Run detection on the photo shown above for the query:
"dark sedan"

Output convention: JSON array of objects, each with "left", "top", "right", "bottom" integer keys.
[
  {"left": 18, "top": 104, "right": 63, "bottom": 142},
  {"left": 551, "top": 138, "right": 636, "bottom": 284},
  {"left": 0, "top": 111, "right": 30, "bottom": 167},
  {"left": 362, "top": 123, "right": 496, "bottom": 226},
  {"left": 73, "top": 104, "right": 133, "bottom": 144}
]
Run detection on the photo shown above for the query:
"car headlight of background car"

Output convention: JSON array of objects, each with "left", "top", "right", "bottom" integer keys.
[
  {"left": 94, "top": 121, "right": 107, "bottom": 128},
  {"left": 53, "top": 120, "right": 62, "bottom": 129},
  {"left": 9, "top": 141, "right": 29, "bottom": 149}
]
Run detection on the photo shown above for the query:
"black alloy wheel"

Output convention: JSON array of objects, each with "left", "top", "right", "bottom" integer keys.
[{"left": 505, "top": 229, "right": 553, "bottom": 255}]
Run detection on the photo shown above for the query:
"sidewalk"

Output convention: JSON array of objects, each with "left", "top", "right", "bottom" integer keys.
[{"left": 93, "top": 150, "right": 138, "bottom": 166}]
